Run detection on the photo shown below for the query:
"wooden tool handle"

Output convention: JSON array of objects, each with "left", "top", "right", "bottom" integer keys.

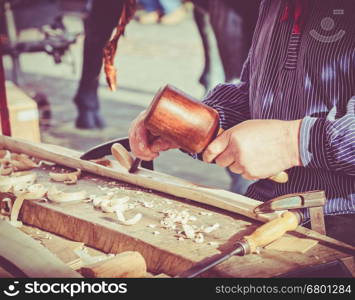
[
  {"left": 243, "top": 211, "right": 300, "bottom": 253},
  {"left": 216, "top": 128, "right": 288, "bottom": 183}
]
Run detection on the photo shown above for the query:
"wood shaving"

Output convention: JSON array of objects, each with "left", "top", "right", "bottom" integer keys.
[
  {"left": 182, "top": 224, "right": 195, "bottom": 239},
  {"left": 47, "top": 186, "right": 87, "bottom": 203},
  {"left": 208, "top": 242, "right": 219, "bottom": 247},
  {"left": 194, "top": 233, "right": 204, "bottom": 244},
  {"left": 100, "top": 197, "right": 129, "bottom": 213},
  {"left": 0, "top": 171, "right": 37, "bottom": 192},
  {"left": 137, "top": 199, "right": 154, "bottom": 208},
  {"left": 49, "top": 169, "right": 81, "bottom": 184},
  {"left": 9, "top": 153, "right": 38, "bottom": 171},
  {"left": 9, "top": 184, "right": 48, "bottom": 228},
  {"left": 115, "top": 210, "right": 142, "bottom": 226},
  {"left": 0, "top": 171, "right": 36, "bottom": 185},
  {"left": 203, "top": 223, "right": 220, "bottom": 234},
  {"left": 74, "top": 248, "right": 112, "bottom": 266},
  {"left": 111, "top": 143, "right": 134, "bottom": 170},
  {"left": 199, "top": 211, "right": 213, "bottom": 216},
  {"left": 0, "top": 149, "right": 11, "bottom": 162},
  {"left": 147, "top": 224, "right": 156, "bottom": 228}
]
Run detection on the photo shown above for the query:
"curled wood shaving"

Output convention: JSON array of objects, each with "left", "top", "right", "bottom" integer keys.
[
  {"left": 10, "top": 154, "right": 39, "bottom": 171},
  {"left": 0, "top": 171, "right": 37, "bottom": 192},
  {"left": 13, "top": 184, "right": 48, "bottom": 199},
  {"left": 0, "top": 150, "right": 11, "bottom": 162},
  {"left": 74, "top": 248, "right": 113, "bottom": 266},
  {"left": 182, "top": 224, "right": 195, "bottom": 239},
  {"left": 103, "top": 0, "right": 137, "bottom": 90},
  {"left": 111, "top": 143, "right": 134, "bottom": 170},
  {"left": 10, "top": 184, "right": 48, "bottom": 227},
  {"left": 208, "top": 242, "right": 219, "bottom": 247},
  {"left": 115, "top": 210, "right": 142, "bottom": 226},
  {"left": 194, "top": 233, "right": 204, "bottom": 244},
  {"left": 100, "top": 196, "right": 130, "bottom": 213},
  {"left": 0, "top": 167, "right": 12, "bottom": 175},
  {"left": 203, "top": 223, "right": 220, "bottom": 234},
  {"left": 49, "top": 169, "right": 81, "bottom": 184},
  {"left": 47, "top": 186, "right": 87, "bottom": 203}
]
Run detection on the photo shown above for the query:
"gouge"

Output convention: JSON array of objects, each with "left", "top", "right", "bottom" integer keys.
[
  {"left": 80, "top": 137, "right": 154, "bottom": 171},
  {"left": 176, "top": 210, "right": 302, "bottom": 278}
]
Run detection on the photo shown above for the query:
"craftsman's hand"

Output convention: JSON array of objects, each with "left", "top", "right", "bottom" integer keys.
[
  {"left": 203, "top": 119, "right": 302, "bottom": 180},
  {"left": 129, "top": 110, "right": 178, "bottom": 161}
]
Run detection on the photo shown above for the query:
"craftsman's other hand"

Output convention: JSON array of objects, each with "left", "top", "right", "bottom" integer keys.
[
  {"left": 202, "top": 119, "right": 302, "bottom": 180},
  {"left": 129, "top": 110, "right": 178, "bottom": 161}
]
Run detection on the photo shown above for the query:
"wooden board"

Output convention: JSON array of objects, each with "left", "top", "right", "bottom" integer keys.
[
  {"left": 0, "top": 135, "right": 282, "bottom": 223},
  {"left": 0, "top": 82, "right": 40, "bottom": 142},
  {"left": 0, "top": 220, "right": 82, "bottom": 278},
  {"left": 11, "top": 168, "right": 354, "bottom": 278}
]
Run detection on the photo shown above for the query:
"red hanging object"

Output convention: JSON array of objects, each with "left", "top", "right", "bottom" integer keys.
[
  {"left": 281, "top": 0, "right": 309, "bottom": 34},
  {"left": 0, "top": 38, "right": 11, "bottom": 136}
]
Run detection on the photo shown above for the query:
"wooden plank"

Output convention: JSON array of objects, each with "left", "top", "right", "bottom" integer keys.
[
  {"left": 0, "top": 135, "right": 282, "bottom": 223},
  {"left": 9, "top": 168, "right": 352, "bottom": 278},
  {"left": 19, "top": 199, "right": 354, "bottom": 278},
  {"left": 0, "top": 220, "right": 82, "bottom": 278}
]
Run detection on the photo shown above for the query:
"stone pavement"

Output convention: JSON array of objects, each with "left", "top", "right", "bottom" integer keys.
[{"left": 4, "top": 11, "right": 231, "bottom": 190}]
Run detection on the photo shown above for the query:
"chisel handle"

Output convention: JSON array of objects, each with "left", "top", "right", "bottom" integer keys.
[{"left": 243, "top": 211, "right": 300, "bottom": 254}]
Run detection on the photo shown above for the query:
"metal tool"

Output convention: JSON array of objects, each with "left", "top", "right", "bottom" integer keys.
[
  {"left": 80, "top": 137, "right": 154, "bottom": 171},
  {"left": 177, "top": 210, "right": 302, "bottom": 278},
  {"left": 177, "top": 191, "right": 328, "bottom": 278},
  {"left": 254, "top": 190, "right": 327, "bottom": 235}
]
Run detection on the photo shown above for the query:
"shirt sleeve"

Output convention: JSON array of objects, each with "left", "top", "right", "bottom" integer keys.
[
  {"left": 202, "top": 55, "right": 251, "bottom": 130},
  {"left": 299, "top": 97, "right": 355, "bottom": 176}
]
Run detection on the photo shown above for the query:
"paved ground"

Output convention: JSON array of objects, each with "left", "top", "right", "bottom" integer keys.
[{"left": 4, "top": 10, "right": 232, "bottom": 190}]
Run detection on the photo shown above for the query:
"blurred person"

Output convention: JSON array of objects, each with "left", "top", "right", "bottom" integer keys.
[
  {"left": 137, "top": 0, "right": 185, "bottom": 25},
  {"left": 193, "top": 0, "right": 260, "bottom": 194},
  {"left": 74, "top": 0, "right": 125, "bottom": 129},
  {"left": 128, "top": 0, "right": 355, "bottom": 237}
]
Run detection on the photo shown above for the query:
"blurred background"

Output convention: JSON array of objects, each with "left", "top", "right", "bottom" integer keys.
[{"left": 0, "top": 0, "right": 259, "bottom": 191}]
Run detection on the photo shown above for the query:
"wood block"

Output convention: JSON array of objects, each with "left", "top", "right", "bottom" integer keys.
[
  {"left": 0, "top": 82, "right": 40, "bottom": 142},
  {"left": 265, "top": 237, "right": 318, "bottom": 253},
  {"left": 0, "top": 220, "right": 81, "bottom": 277},
  {"left": 80, "top": 251, "right": 147, "bottom": 278}
]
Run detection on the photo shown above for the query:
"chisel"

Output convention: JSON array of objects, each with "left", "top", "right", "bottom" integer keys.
[{"left": 176, "top": 211, "right": 302, "bottom": 278}]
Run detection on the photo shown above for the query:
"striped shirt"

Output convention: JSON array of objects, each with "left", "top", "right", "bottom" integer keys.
[{"left": 202, "top": 0, "right": 355, "bottom": 217}]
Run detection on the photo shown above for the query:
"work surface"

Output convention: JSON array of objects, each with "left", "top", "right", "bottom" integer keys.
[{"left": 8, "top": 165, "right": 353, "bottom": 278}]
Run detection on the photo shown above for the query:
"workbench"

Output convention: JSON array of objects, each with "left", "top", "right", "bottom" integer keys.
[{"left": 1, "top": 161, "right": 354, "bottom": 278}]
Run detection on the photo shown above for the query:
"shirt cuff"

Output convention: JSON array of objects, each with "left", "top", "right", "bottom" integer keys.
[{"left": 299, "top": 116, "right": 330, "bottom": 170}]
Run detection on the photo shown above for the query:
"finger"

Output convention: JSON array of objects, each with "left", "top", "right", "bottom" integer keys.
[
  {"left": 215, "top": 149, "right": 235, "bottom": 168},
  {"left": 228, "top": 161, "right": 244, "bottom": 174},
  {"left": 241, "top": 172, "right": 258, "bottom": 181},
  {"left": 150, "top": 137, "right": 178, "bottom": 152},
  {"left": 129, "top": 118, "right": 157, "bottom": 161},
  {"left": 202, "top": 131, "right": 230, "bottom": 163}
]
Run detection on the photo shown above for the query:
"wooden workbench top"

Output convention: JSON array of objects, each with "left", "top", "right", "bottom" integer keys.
[{"left": 6, "top": 165, "right": 352, "bottom": 278}]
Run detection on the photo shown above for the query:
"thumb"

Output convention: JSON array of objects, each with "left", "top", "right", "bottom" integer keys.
[{"left": 202, "top": 131, "right": 230, "bottom": 163}]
